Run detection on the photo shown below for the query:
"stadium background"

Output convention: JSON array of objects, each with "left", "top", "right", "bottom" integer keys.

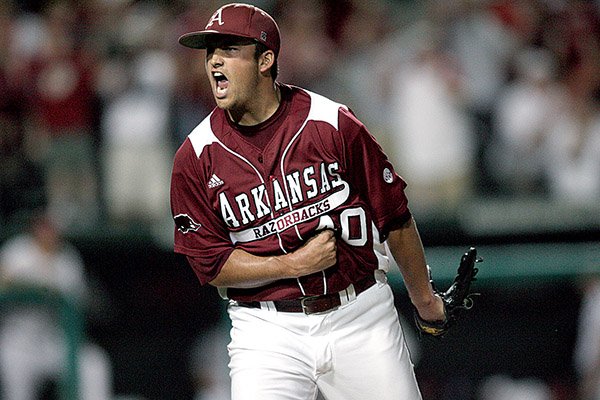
[{"left": 1, "top": 0, "right": 599, "bottom": 399}]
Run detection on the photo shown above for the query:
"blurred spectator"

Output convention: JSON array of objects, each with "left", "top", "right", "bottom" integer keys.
[
  {"left": 275, "top": 0, "right": 336, "bottom": 90},
  {"left": 0, "top": 210, "right": 113, "bottom": 400},
  {"left": 334, "top": 0, "right": 395, "bottom": 55},
  {"left": 543, "top": 88, "right": 600, "bottom": 203},
  {"left": 100, "top": 49, "right": 175, "bottom": 229},
  {"left": 388, "top": 43, "right": 474, "bottom": 213},
  {"left": 487, "top": 47, "right": 564, "bottom": 196},
  {"left": 314, "top": 0, "right": 399, "bottom": 128},
  {"left": 19, "top": 3, "right": 99, "bottom": 228},
  {"left": 574, "top": 273, "right": 600, "bottom": 400},
  {"left": 23, "top": 2, "right": 101, "bottom": 231},
  {"left": 441, "top": 0, "right": 520, "bottom": 117},
  {"left": 542, "top": 1, "right": 600, "bottom": 204},
  {"left": 436, "top": 0, "right": 521, "bottom": 192},
  {"left": 99, "top": 2, "right": 176, "bottom": 230}
]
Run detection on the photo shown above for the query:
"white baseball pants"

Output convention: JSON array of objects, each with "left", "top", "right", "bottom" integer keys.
[{"left": 226, "top": 277, "right": 423, "bottom": 400}]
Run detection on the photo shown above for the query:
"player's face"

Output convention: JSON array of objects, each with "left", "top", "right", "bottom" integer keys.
[{"left": 204, "top": 35, "right": 260, "bottom": 112}]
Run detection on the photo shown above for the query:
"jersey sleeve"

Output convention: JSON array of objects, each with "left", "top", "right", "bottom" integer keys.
[
  {"left": 338, "top": 108, "right": 412, "bottom": 239},
  {"left": 170, "top": 139, "right": 234, "bottom": 285}
]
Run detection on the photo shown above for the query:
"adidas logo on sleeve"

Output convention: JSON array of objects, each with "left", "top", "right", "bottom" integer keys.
[{"left": 208, "top": 174, "right": 224, "bottom": 188}]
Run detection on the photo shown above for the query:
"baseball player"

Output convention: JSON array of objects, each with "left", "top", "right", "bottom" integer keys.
[{"left": 170, "top": 3, "right": 446, "bottom": 399}]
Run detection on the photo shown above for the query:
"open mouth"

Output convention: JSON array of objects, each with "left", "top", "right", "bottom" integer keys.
[{"left": 213, "top": 71, "right": 229, "bottom": 97}]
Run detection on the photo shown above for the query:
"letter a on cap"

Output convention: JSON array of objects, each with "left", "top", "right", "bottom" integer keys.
[{"left": 206, "top": 8, "right": 224, "bottom": 28}]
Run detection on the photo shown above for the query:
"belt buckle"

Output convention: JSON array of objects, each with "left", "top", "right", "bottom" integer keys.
[
  {"left": 300, "top": 296, "right": 320, "bottom": 315},
  {"left": 300, "top": 295, "right": 339, "bottom": 315}
]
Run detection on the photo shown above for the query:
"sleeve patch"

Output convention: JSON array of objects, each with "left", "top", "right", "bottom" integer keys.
[{"left": 174, "top": 213, "right": 202, "bottom": 234}]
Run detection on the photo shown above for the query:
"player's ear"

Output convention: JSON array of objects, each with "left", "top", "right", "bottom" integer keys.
[{"left": 258, "top": 50, "right": 275, "bottom": 75}]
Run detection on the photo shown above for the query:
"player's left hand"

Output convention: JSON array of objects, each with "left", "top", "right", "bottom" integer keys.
[
  {"left": 414, "top": 247, "right": 482, "bottom": 337},
  {"left": 413, "top": 292, "right": 446, "bottom": 324}
]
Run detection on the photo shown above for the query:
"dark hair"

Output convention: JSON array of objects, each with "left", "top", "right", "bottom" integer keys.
[{"left": 254, "top": 42, "right": 278, "bottom": 80}]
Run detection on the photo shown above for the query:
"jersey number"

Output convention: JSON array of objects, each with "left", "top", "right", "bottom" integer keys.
[{"left": 339, "top": 207, "right": 367, "bottom": 246}]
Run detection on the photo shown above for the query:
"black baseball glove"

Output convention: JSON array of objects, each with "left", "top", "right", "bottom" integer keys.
[{"left": 414, "top": 247, "right": 482, "bottom": 337}]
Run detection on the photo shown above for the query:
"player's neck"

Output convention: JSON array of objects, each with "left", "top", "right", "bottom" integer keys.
[{"left": 228, "top": 82, "right": 281, "bottom": 126}]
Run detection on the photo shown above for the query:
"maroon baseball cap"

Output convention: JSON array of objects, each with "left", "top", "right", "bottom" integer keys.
[{"left": 178, "top": 3, "right": 281, "bottom": 56}]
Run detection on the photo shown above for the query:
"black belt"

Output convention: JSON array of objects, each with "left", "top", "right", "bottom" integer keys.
[{"left": 235, "top": 274, "right": 376, "bottom": 315}]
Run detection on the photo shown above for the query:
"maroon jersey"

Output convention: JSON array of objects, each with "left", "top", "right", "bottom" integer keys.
[{"left": 170, "top": 84, "right": 411, "bottom": 301}]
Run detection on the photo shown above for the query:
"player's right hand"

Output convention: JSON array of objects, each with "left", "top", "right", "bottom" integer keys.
[{"left": 285, "top": 229, "right": 337, "bottom": 278}]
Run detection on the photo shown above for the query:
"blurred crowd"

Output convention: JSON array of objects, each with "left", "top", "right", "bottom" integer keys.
[{"left": 1, "top": 0, "right": 600, "bottom": 234}]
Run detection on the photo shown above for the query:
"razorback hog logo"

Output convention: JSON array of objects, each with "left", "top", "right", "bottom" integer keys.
[{"left": 174, "top": 214, "right": 201, "bottom": 234}]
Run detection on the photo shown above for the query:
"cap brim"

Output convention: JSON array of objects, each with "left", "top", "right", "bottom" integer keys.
[
  {"left": 178, "top": 30, "right": 220, "bottom": 49},
  {"left": 178, "top": 30, "right": 258, "bottom": 49}
]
